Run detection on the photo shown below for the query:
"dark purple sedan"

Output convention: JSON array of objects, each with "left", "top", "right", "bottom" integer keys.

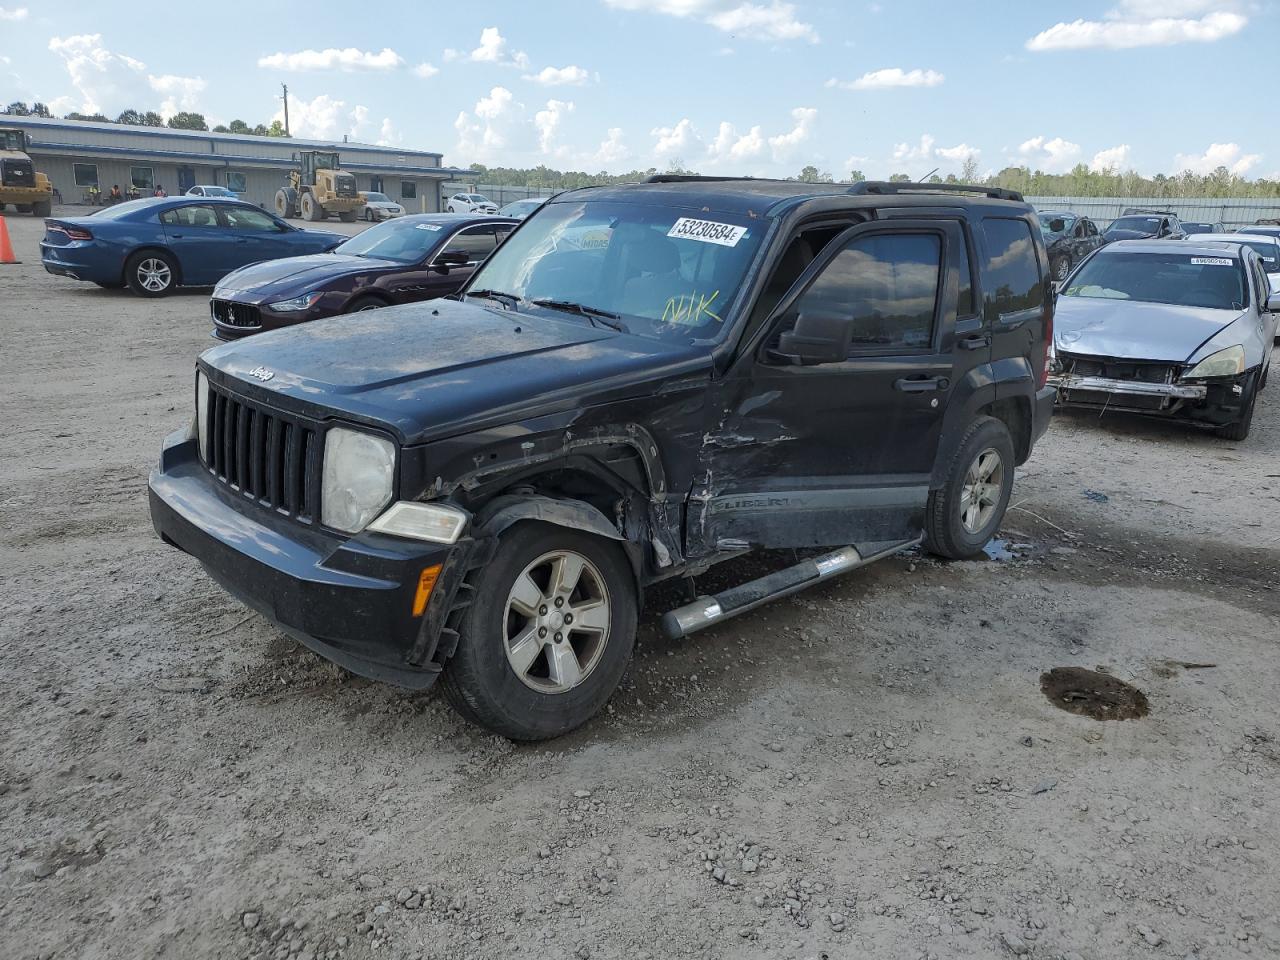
[{"left": 208, "top": 214, "right": 518, "bottom": 339}]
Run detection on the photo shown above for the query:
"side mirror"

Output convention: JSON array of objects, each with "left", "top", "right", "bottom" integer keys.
[
  {"left": 1267, "top": 291, "right": 1280, "bottom": 313},
  {"left": 1049, "top": 218, "right": 1066, "bottom": 233},
  {"left": 770, "top": 311, "right": 854, "bottom": 365},
  {"left": 432, "top": 249, "right": 470, "bottom": 271}
]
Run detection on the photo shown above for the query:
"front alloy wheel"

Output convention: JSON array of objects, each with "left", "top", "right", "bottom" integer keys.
[
  {"left": 504, "top": 550, "right": 611, "bottom": 693},
  {"left": 959, "top": 448, "right": 1004, "bottom": 534},
  {"left": 923, "top": 415, "right": 1016, "bottom": 559},
  {"left": 440, "top": 521, "right": 637, "bottom": 740}
]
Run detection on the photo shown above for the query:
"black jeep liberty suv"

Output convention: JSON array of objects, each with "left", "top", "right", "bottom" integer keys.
[{"left": 148, "top": 178, "right": 1055, "bottom": 740}]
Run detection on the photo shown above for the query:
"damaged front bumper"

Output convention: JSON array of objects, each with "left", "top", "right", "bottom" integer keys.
[
  {"left": 147, "top": 430, "right": 471, "bottom": 688},
  {"left": 1049, "top": 371, "right": 1251, "bottom": 426}
]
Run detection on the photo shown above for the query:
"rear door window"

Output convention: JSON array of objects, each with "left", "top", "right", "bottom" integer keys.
[
  {"left": 160, "top": 204, "right": 220, "bottom": 228},
  {"left": 221, "top": 206, "right": 280, "bottom": 232},
  {"left": 981, "top": 218, "right": 1043, "bottom": 319},
  {"left": 441, "top": 225, "right": 497, "bottom": 261}
]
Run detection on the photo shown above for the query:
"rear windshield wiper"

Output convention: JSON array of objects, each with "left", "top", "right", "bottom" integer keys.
[
  {"left": 530, "top": 298, "right": 629, "bottom": 332},
  {"left": 466, "top": 289, "right": 521, "bottom": 310}
]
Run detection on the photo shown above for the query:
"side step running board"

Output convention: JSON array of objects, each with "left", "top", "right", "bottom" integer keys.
[{"left": 659, "top": 540, "right": 919, "bottom": 640}]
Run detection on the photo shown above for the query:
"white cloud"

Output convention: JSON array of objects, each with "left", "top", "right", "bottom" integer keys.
[
  {"left": 1090, "top": 144, "right": 1131, "bottom": 171},
  {"left": 413, "top": 62, "right": 439, "bottom": 79},
  {"left": 604, "top": 0, "right": 818, "bottom": 42},
  {"left": 47, "top": 34, "right": 204, "bottom": 120},
  {"left": 891, "top": 134, "right": 979, "bottom": 173},
  {"left": 524, "top": 65, "right": 591, "bottom": 86},
  {"left": 652, "top": 118, "right": 700, "bottom": 158},
  {"left": 1027, "top": 3, "right": 1246, "bottom": 51},
  {"left": 937, "top": 142, "right": 979, "bottom": 162},
  {"left": 828, "top": 67, "right": 944, "bottom": 90},
  {"left": 534, "top": 99, "right": 574, "bottom": 156},
  {"left": 709, "top": 121, "right": 766, "bottom": 163},
  {"left": 455, "top": 86, "right": 523, "bottom": 160},
  {"left": 445, "top": 27, "right": 529, "bottom": 68},
  {"left": 257, "top": 47, "right": 404, "bottom": 72},
  {"left": 270, "top": 93, "right": 384, "bottom": 142},
  {"left": 1173, "top": 142, "right": 1261, "bottom": 176},
  {"left": 148, "top": 74, "right": 207, "bottom": 119},
  {"left": 377, "top": 118, "right": 401, "bottom": 147},
  {"left": 590, "top": 127, "right": 630, "bottom": 166},
  {"left": 767, "top": 106, "right": 816, "bottom": 161},
  {"left": 1017, "top": 135, "right": 1083, "bottom": 172},
  {"left": 0, "top": 6, "right": 28, "bottom": 20}
]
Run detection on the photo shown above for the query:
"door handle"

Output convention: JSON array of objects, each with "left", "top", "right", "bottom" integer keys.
[
  {"left": 235, "top": 238, "right": 250, "bottom": 244},
  {"left": 169, "top": 233, "right": 184, "bottom": 238},
  {"left": 894, "top": 376, "right": 949, "bottom": 393},
  {"left": 958, "top": 334, "right": 990, "bottom": 350}
]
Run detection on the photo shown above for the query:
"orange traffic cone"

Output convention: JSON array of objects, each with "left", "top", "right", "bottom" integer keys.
[{"left": 0, "top": 215, "right": 19, "bottom": 264}]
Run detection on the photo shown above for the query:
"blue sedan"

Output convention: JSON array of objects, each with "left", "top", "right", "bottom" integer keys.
[{"left": 40, "top": 197, "right": 344, "bottom": 297}]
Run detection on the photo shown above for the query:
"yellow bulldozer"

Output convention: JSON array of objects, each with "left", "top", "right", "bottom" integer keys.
[
  {"left": 0, "top": 127, "right": 54, "bottom": 217},
  {"left": 274, "top": 150, "right": 362, "bottom": 222}
]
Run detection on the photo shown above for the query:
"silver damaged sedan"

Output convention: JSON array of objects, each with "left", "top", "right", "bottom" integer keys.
[{"left": 1049, "top": 239, "right": 1278, "bottom": 440}]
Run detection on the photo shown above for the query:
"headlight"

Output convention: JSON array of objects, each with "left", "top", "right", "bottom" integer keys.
[
  {"left": 367, "top": 501, "right": 468, "bottom": 543},
  {"left": 1184, "top": 344, "right": 1246, "bottom": 379},
  {"left": 321, "top": 427, "right": 396, "bottom": 533},
  {"left": 266, "top": 291, "right": 323, "bottom": 313},
  {"left": 196, "top": 370, "right": 209, "bottom": 462}
]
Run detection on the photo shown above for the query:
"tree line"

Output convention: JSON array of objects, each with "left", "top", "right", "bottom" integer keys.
[{"left": 2, "top": 101, "right": 288, "bottom": 137}]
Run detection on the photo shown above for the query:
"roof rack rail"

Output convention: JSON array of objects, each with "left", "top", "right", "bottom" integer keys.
[
  {"left": 645, "top": 174, "right": 761, "bottom": 184},
  {"left": 1121, "top": 207, "right": 1176, "bottom": 216},
  {"left": 847, "top": 180, "right": 1024, "bottom": 202}
]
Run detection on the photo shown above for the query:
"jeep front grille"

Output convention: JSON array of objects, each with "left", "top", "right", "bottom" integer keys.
[{"left": 201, "top": 382, "right": 321, "bottom": 522}]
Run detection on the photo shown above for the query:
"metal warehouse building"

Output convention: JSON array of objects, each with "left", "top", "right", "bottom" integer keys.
[{"left": 4, "top": 115, "right": 473, "bottom": 212}]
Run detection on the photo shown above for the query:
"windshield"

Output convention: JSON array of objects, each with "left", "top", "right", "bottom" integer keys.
[
  {"left": 1225, "top": 239, "right": 1280, "bottom": 270},
  {"left": 1037, "top": 212, "right": 1075, "bottom": 236},
  {"left": 1063, "top": 251, "right": 1245, "bottom": 310},
  {"left": 471, "top": 194, "right": 490, "bottom": 203},
  {"left": 1181, "top": 222, "right": 1211, "bottom": 233},
  {"left": 467, "top": 199, "right": 767, "bottom": 343},
  {"left": 203, "top": 186, "right": 232, "bottom": 196},
  {"left": 501, "top": 199, "right": 540, "bottom": 214},
  {"left": 1108, "top": 216, "right": 1162, "bottom": 234},
  {"left": 365, "top": 192, "right": 390, "bottom": 202},
  {"left": 332, "top": 218, "right": 446, "bottom": 263},
  {"left": 0, "top": 130, "right": 25, "bottom": 151}
]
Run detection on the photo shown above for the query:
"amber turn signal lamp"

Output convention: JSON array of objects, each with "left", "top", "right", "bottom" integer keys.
[{"left": 412, "top": 564, "right": 443, "bottom": 617}]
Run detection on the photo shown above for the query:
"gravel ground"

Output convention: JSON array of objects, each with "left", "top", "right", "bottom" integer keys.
[{"left": 2, "top": 210, "right": 1279, "bottom": 960}]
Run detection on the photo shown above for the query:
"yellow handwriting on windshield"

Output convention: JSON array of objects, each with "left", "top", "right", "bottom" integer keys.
[{"left": 662, "top": 289, "right": 722, "bottom": 325}]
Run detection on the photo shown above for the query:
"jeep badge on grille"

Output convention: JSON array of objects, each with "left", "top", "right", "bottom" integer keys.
[{"left": 247, "top": 366, "right": 275, "bottom": 382}]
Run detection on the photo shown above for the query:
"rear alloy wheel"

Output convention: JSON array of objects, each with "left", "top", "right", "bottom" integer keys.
[
  {"left": 924, "top": 416, "right": 1016, "bottom": 559},
  {"left": 125, "top": 250, "right": 177, "bottom": 297},
  {"left": 1052, "top": 256, "right": 1071, "bottom": 282},
  {"left": 440, "top": 521, "right": 637, "bottom": 740}
]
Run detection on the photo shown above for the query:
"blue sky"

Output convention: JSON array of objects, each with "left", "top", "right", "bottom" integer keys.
[{"left": 2, "top": 1, "right": 1276, "bottom": 179}]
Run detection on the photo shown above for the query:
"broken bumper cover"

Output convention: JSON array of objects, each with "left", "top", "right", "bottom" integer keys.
[
  {"left": 147, "top": 432, "right": 465, "bottom": 689},
  {"left": 1049, "top": 371, "right": 1252, "bottom": 426}
]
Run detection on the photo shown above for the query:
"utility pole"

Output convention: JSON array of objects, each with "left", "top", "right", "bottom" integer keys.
[{"left": 281, "top": 83, "right": 290, "bottom": 137}]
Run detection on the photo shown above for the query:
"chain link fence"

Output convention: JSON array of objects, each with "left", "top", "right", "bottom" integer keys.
[{"left": 1026, "top": 196, "right": 1280, "bottom": 230}]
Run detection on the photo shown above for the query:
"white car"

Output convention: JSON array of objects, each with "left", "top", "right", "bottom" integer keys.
[
  {"left": 360, "top": 191, "right": 406, "bottom": 221},
  {"left": 186, "top": 185, "right": 236, "bottom": 198},
  {"left": 447, "top": 193, "right": 498, "bottom": 215},
  {"left": 1186, "top": 233, "right": 1280, "bottom": 292}
]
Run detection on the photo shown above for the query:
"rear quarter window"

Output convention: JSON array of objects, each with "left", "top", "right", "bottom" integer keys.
[{"left": 982, "top": 218, "right": 1043, "bottom": 317}]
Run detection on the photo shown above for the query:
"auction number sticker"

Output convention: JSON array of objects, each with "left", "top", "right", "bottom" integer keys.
[
  {"left": 415, "top": 223, "right": 443, "bottom": 231},
  {"left": 1190, "top": 256, "right": 1232, "bottom": 266},
  {"left": 668, "top": 218, "right": 748, "bottom": 247}
]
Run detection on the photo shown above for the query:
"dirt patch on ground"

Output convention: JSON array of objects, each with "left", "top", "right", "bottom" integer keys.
[{"left": 1039, "top": 666, "right": 1150, "bottom": 721}]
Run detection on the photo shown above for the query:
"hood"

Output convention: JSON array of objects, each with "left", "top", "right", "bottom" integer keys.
[
  {"left": 215, "top": 253, "right": 399, "bottom": 301},
  {"left": 1103, "top": 228, "right": 1155, "bottom": 242},
  {"left": 1054, "top": 296, "right": 1242, "bottom": 362},
  {"left": 199, "top": 298, "right": 708, "bottom": 442}
]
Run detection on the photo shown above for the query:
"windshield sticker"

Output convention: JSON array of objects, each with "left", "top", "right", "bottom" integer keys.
[
  {"left": 662, "top": 289, "right": 723, "bottom": 326},
  {"left": 415, "top": 223, "right": 443, "bottom": 231},
  {"left": 668, "top": 218, "right": 748, "bottom": 247},
  {"left": 1190, "top": 256, "right": 1232, "bottom": 266}
]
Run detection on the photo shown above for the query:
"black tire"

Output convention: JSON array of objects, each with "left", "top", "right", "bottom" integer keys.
[
  {"left": 16, "top": 203, "right": 32, "bottom": 213},
  {"left": 300, "top": 193, "right": 323, "bottom": 221},
  {"left": 364, "top": 208, "right": 375, "bottom": 221},
  {"left": 1051, "top": 255, "right": 1071, "bottom": 282},
  {"left": 1217, "top": 372, "right": 1258, "bottom": 441},
  {"left": 31, "top": 200, "right": 51, "bottom": 217},
  {"left": 339, "top": 210, "right": 357, "bottom": 223},
  {"left": 345, "top": 295, "right": 386, "bottom": 313},
  {"left": 923, "top": 416, "right": 1016, "bottom": 559},
  {"left": 125, "top": 250, "right": 178, "bottom": 297},
  {"left": 440, "top": 521, "right": 637, "bottom": 740}
]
